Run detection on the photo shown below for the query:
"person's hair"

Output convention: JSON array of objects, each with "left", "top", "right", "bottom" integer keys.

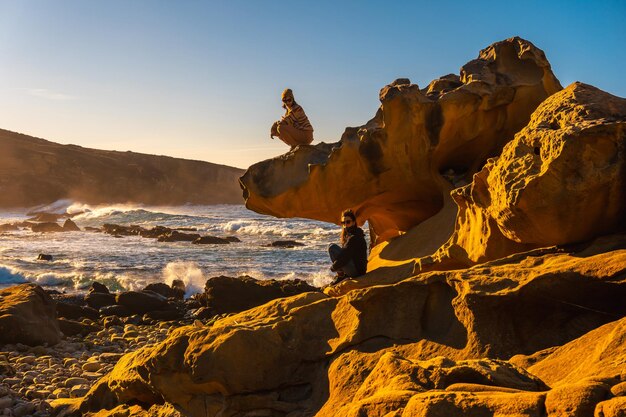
[{"left": 340, "top": 209, "right": 357, "bottom": 245}]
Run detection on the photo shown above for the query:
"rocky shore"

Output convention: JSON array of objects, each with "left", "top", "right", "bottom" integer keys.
[
  {"left": 1, "top": 36, "right": 625, "bottom": 417},
  {"left": 0, "top": 277, "right": 318, "bottom": 417},
  {"left": 0, "top": 321, "right": 170, "bottom": 416}
]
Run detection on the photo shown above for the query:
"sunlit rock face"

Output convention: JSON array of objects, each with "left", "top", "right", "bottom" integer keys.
[
  {"left": 430, "top": 82, "right": 626, "bottom": 268},
  {"left": 240, "top": 37, "right": 562, "bottom": 245},
  {"left": 52, "top": 236, "right": 626, "bottom": 416}
]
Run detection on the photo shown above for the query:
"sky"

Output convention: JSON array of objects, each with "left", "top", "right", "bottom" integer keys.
[{"left": 0, "top": 1, "right": 624, "bottom": 169}]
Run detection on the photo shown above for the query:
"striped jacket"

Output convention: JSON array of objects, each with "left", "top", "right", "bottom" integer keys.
[{"left": 281, "top": 104, "right": 313, "bottom": 131}]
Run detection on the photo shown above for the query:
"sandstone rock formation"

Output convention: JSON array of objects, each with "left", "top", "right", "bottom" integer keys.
[
  {"left": 427, "top": 82, "right": 626, "bottom": 269},
  {"left": 240, "top": 37, "right": 562, "bottom": 248},
  {"left": 52, "top": 236, "right": 626, "bottom": 416},
  {"left": 0, "top": 284, "right": 61, "bottom": 346},
  {"left": 0, "top": 128, "right": 244, "bottom": 208}
]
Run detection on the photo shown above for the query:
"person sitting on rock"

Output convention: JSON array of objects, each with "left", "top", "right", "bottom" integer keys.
[
  {"left": 329, "top": 209, "right": 368, "bottom": 285},
  {"left": 270, "top": 88, "right": 314, "bottom": 150}
]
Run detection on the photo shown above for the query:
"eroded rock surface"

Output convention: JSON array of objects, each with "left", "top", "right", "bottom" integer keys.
[
  {"left": 429, "top": 82, "right": 626, "bottom": 269},
  {"left": 240, "top": 37, "right": 562, "bottom": 247},
  {"left": 53, "top": 238, "right": 626, "bottom": 416}
]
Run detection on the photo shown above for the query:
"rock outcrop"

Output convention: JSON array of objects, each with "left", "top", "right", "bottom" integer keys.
[
  {"left": 0, "top": 284, "right": 61, "bottom": 346},
  {"left": 240, "top": 37, "right": 562, "bottom": 248},
  {"left": 52, "top": 236, "right": 626, "bottom": 416},
  {"left": 427, "top": 82, "right": 626, "bottom": 269}
]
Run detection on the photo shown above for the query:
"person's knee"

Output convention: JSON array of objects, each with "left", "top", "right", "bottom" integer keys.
[{"left": 328, "top": 243, "right": 341, "bottom": 259}]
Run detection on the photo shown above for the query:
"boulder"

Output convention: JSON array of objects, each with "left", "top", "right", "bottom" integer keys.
[
  {"left": 267, "top": 240, "right": 305, "bottom": 248},
  {"left": 0, "top": 284, "right": 61, "bottom": 345},
  {"left": 85, "top": 292, "right": 116, "bottom": 310},
  {"left": 37, "top": 253, "right": 53, "bottom": 261},
  {"left": 56, "top": 302, "right": 99, "bottom": 321},
  {"left": 138, "top": 225, "right": 172, "bottom": 239},
  {"left": 192, "top": 235, "right": 231, "bottom": 244},
  {"left": 102, "top": 224, "right": 146, "bottom": 237},
  {"left": 89, "top": 281, "right": 110, "bottom": 294},
  {"left": 58, "top": 318, "right": 100, "bottom": 337},
  {"left": 99, "top": 304, "right": 133, "bottom": 318},
  {"left": 115, "top": 291, "right": 169, "bottom": 314},
  {"left": 143, "top": 307, "right": 183, "bottom": 321},
  {"left": 31, "top": 222, "right": 64, "bottom": 233},
  {"left": 157, "top": 231, "right": 201, "bottom": 242},
  {"left": 171, "top": 279, "right": 186, "bottom": 295},
  {"left": 62, "top": 219, "right": 81, "bottom": 231},
  {"left": 143, "top": 282, "right": 185, "bottom": 300},
  {"left": 200, "top": 275, "right": 319, "bottom": 314}
]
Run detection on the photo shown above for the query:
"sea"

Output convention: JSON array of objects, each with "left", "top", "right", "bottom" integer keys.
[{"left": 0, "top": 201, "right": 355, "bottom": 297}]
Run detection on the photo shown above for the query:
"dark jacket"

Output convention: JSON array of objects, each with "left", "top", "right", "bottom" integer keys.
[{"left": 331, "top": 226, "right": 368, "bottom": 276}]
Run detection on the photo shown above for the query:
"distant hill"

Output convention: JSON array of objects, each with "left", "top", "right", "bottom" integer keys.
[{"left": 0, "top": 128, "right": 245, "bottom": 208}]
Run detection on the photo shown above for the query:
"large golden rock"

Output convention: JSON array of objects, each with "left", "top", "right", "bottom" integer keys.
[
  {"left": 431, "top": 82, "right": 626, "bottom": 268},
  {"left": 240, "top": 37, "right": 562, "bottom": 246},
  {"left": 54, "top": 237, "right": 626, "bottom": 416}
]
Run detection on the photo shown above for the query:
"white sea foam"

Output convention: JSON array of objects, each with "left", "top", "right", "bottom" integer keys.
[
  {"left": 162, "top": 261, "right": 205, "bottom": 298},
  {"left": 69, "top": 203, "right": 146, "bottom": 219},
  {"left": 221, "top": 220, "right": 288, "bottom": 236},
  {"left": 32, "top": 272, "right": 74, "bottom": 286}
]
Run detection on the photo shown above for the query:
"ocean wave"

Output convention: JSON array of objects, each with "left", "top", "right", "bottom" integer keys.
[
  {"left": 0, "top": 265, "right": 28, "bottom": 285},
  {"left": 162, "top": 261, "right": 205, "bottom": 298},
  {"left": 221, "top": 220, "right": 337, "bottom": 239},
  {"left": 70, "top": 203, "right": 152, "bottom": 220},
  {"left": 0, "top": 263, "right": 147, "bottom": 292},
  {"left": 0, "top": 264, "right": 74, "bottom": 287}
]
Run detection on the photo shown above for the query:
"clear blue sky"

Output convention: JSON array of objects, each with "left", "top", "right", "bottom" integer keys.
[{"left": 0, "top": 1, "right": 624, "bottom": 168}]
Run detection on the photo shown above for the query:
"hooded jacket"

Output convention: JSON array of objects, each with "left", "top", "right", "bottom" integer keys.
[{"left": 331, "top": 226, "right": 368, "bottom": 276}]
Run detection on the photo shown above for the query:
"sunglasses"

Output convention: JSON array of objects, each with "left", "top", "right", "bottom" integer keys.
[{"left": 341, "top": 219, "right": 354, "bottom": 225}]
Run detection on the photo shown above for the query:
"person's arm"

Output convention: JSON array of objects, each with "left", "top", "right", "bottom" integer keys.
[{"left": 331, "top": 236, "right": 357, "bottom": 271}]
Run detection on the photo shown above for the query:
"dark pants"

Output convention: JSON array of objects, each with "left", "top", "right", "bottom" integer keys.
[{"left": 328, "top": 244, "right": 359, "bottom": 278}]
